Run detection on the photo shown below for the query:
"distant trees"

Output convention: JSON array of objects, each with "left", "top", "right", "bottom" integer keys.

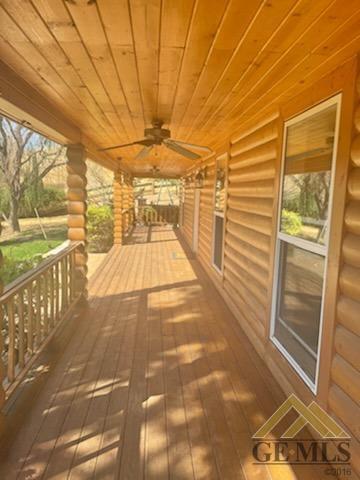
[{"left": 0, "top": 116, "right": 65, "bottom": 231}]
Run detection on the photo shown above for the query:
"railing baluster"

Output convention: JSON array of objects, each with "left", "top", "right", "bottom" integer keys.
[
  {"left": 36, "top": 276, "right": 42, "bottom": 347},
  {"left": 64, "top": 257, "right": 69, "bottom": 308},
  {"left": 55, "top": 262, "right": 59, "bottom": 321},
  {"left": 18, "top": 290, "right": 25, "bottom": 369},
  {"left": 61, "top": 258, "right": 66, "bottom": 312},
  {"left": 27, "top": 283, "right": 34, "bottom": 354},
  {"left": 7, "top": 298, "right": 16, "bottom": 382},
  {"left": 49, "top": 266, "right": 55, "bottom": 329},
  {"left": 43, "top": 271, "right": 49, "bottom": 335}
]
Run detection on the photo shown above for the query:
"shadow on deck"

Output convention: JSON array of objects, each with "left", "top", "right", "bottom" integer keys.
[{"left": 0, "top": 226, "right": 329, "bottom": 479}]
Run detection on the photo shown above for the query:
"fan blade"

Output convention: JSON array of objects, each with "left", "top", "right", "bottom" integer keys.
[
  {"left": 170, "top": 139, "right": 212, "bottom": 153},
  {"left": 98, "top": 138, "right": 153, "bottom": 152},
  {"left": 136, "top": 145, "right": 153, "bottom": 160},
  {"left": 98, "top": 141, "right": 137, "bottom": 152},
  {"left": 164, "top": 139, "right": 201, "bottom": 160}
]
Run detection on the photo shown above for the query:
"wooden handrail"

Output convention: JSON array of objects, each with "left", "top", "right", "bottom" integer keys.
[
  {"left": 0, "top": 242, "right": 83, "bottom": 395},
  {"left": 1, "top": 242, "right": 82, "bottom": 301}
]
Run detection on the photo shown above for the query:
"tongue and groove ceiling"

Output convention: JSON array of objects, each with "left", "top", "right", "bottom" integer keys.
[{"left": 0, "top": 0, "right": 359, "bottom": 177}]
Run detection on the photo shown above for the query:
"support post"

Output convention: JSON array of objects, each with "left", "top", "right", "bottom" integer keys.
[
  {"left": 113, "top": 171, "right": 123, "bottom": 245},
  {"left": 66, "top": 144, "right": 88, "bottom": 301}
]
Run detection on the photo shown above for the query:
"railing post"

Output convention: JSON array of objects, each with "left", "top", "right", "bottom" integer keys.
[
  {"left": 0, "top": 247, "right": 6, "bottom": 413},
  {"left": 113, "top": 171, "right": 123, "bottom": 245},
  {"left": 66, "top": 144, "right": 88, "bottom": 302}
]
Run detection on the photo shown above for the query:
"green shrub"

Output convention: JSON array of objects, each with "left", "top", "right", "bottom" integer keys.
[
  {"left": 0, "top": 255, "right": 41, "bottom": 285},
  {"left": 281, "top": 209, "right": 302, "bottom": 236},
  {"left": 87, "top": 204, "right": 114, "bottom": 253},
  {"left": 0, "top": 185, "right": 66, "bottom": 218}
]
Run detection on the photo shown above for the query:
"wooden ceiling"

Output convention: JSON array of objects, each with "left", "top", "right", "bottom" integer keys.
[{"left": 0, "top": 0, "right": 360, "bottom": 177}]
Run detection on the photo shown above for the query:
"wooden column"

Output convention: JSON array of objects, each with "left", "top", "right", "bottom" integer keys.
[
  {"left": 66, "top": 144, "right": 88, "bottom": 301},
  {"left": 0, "top": 237, "right": 6, "bottom": 413},
  {"left": 113, "top": 171, "right": 123, "bottom": 245}
]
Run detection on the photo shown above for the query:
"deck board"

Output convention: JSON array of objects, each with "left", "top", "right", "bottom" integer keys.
[{"left": 0, "top": 226, "right": 330, "bottom": 479}]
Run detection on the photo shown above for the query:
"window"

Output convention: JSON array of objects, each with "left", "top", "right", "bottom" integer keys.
[
  {"left": 212, "top": 154, "right": 227, "bottom": 273},
  {"left": 271, "top": 95, "right": 341, "bottom": 392}
]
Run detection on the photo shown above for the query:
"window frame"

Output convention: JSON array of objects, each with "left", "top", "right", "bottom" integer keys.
[
  {"left": 270, "top": 94, "right": 342, "bottom": 394},
  {"left": 211, "top": 153, "right": 228, "bottom": 275}
]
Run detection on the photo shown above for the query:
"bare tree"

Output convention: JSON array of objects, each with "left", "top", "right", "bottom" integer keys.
[{"left": 0, "top": 116, "right": 66, "bottom": 232}]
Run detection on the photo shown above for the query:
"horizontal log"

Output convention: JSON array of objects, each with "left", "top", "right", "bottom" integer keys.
[
  {"left": 223, "top": 278, "right": 266, "bottom": 339},
  {"left": 67, "top": 189, "right": 87, "bottom": 202},
  {"left": 227, "top": 208, "right": 272, "bottom": 236},
  {"left": 347, "top": 167, "right": 360, "bottom": 199},
  {"left": 226, "top": 221, "right": 270, "bottom": 254},
  {"left": 339, "top": 264, "right": 360, "bottom": 302},
  {"left": 345, "top": 201, "right": 360, "bottom": 235},
  {"left": 337, "top": 295, "right": 360, "bottom": 336},
  {"left": 328, "top": 384, "right": 360, "bottom": 439},
  {"left": 68, "top": 227, "right": 87, "bottom": 241},
  {"left": 227, "top": 197, "right": 273, "bottom": 218},
  {"left": 227, "top": 179, "right": 274, "bottom": 198},
  {"left": 228, "top": 160, "right": 275, "bottom": 183},
  {"left": 230, "top": 139, "right": 277, "bottom": 170},
  {"left": 67, "top": 174, "right": 87, "bottom": 189},
  {"left": 225, "top": 231, "right": 269, "bottom": 271},
  {"left": 74, "top": 251, "right": 88, "bottom": 267},
  {"left": 231, "top": 119, "right": 278, "bottom": 156},
  {"left": 68, "top": 201, "right": 86, "bottom": 215},
  {"left": 331, "top": 354, "right": 360, "bottom": 405},
  {"left": 225, "top": 257, "right": 268, "bottom": 309},
  {"left": 342, "top": 233, "right": 360, "bottom": 268},
  {"left": 225, "top": 243, "right": 269, "bottom": 289},
  {"left": 67, "top": 215, "right": 86, "bottom": 228},
  {"left": 350, "top": 134, "right": 360, "bottom": 167},
  {"left": 66, "top": 159, "right": 87, "bottom": 176},
  {"left": 231, "top": 112, "right": 279, "bottom": 145},
  {"left": 334, "top": 325, "right": 360, "bottom": 371}
]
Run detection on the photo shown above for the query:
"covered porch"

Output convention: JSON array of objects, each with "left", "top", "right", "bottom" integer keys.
[
  {"left": 0, "top": 0, "right": 360, "bottom": 478},
  {"left": 0, "top": 226, "right": 326, "bottom": 479}
]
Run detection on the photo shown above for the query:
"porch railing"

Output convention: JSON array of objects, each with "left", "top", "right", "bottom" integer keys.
[
  {"left": 0, "top": 242, "right": 82, "bottom": 396},
  {"left": 137, "top": 205, "right": 179, "bottom": 225}
]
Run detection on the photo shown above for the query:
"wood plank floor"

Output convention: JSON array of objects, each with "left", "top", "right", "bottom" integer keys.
[{"left": 0, "top": 226, "right": 331, "bottom": 479}]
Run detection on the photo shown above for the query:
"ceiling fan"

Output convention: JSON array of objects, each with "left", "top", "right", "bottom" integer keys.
[{"left": 98, "top": 120, "right": 212, "bottom": 160}]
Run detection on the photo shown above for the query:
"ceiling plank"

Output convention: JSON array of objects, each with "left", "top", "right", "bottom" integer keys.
[
  {"left": 169, "top": 0, "right": 229, "bottom": 136},
  {"left": 129, "top": 0, "right": 162, "bottom": 125},
  {"left": 97, "top": 0, "right": 145, "bottom": 134}
]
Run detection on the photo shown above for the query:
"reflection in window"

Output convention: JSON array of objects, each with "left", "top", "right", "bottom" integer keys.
[
  {"left": 281, "top": 104, "right": 337, "bottom": 245},
  {"left": 275, "top": 243, "right": 325, "bottom": 382}
]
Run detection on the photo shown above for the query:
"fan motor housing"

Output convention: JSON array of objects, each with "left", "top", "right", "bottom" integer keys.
[{"left": 145, "top": 126, "right": 170, "bottom": 144}]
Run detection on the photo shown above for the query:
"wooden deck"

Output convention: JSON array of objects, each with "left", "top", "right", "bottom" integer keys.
[{"left": 0, "top": 226, "right": 330, "bottom": 480}]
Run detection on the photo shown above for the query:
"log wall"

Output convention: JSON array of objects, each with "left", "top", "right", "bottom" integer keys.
[
  {"left": 327, "top": 70, "right": 360, "bottom": 474},
  {"left": 223, "top": 114, "right": 279, "bottom": 346}
]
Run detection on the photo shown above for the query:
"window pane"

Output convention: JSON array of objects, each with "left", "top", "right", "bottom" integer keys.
[
  {"left": 274, "top": 242, "right": 325, "bottom": 383},
  {"left": 281, "top": 104, "right": 337, "bottom": 245},
  {"left": 215, "top": 158, "right": 226, "bottom": 212},
  {"left": 213, "top": 215, "right": 224, "bottom": 271}
]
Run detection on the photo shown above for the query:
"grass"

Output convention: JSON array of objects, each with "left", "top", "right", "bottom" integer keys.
[{"left": 0, "top": 223, "right": 67, "bottom": 285}]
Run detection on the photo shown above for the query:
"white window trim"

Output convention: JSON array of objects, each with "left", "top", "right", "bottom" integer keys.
[
  {"left": 211, "top": 153, "right": 228, "bottom": 275},
  {"left": 270, "top": 94, "right": 342, "bottom": 394}
]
